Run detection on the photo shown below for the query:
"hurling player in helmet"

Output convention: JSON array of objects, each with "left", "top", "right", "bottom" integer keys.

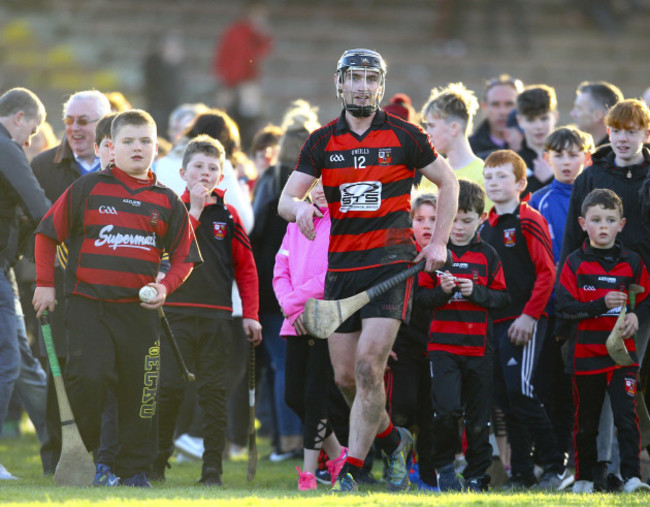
[{"left": 278, "top": 48, "right": 458, "bottom": 493}]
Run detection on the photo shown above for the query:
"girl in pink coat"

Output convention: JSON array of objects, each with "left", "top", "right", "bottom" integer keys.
[{"left": 273, "top": 180, "right": 346, "bottom": 491}]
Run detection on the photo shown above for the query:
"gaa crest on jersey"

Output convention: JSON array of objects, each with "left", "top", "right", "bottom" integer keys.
[
  {"left": 339, "top": 181, "right": 382, "bottom": 213},
  {"left": 150, "top": 210, "right": 159, "bottom": 226},
  {"left": 213, "top": 222, "right": 227, "bottom": 239},
  {"left": 377, "top": 148, "right": 392, "bottom": 166},
  {"left": 625, "top": 377, "right": 637, "bottom": 397},
  {"left": 503, "top": 228, "right": 516, "bottom": 247}
]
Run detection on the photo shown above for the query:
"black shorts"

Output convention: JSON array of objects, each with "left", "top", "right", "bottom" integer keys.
[{"left": 324, "top": 263, "right": 414, "bottom": 333}]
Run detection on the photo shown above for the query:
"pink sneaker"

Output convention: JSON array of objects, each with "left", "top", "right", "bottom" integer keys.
[
  {"left": 297, "top": 466, "right": 317, "bottom": 491},
  {"left": 327, "top": 446, "right": 348, "bottom": 485}
]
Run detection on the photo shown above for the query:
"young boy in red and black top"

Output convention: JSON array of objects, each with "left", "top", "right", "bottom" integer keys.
[
  {"left": 152, "top": 135, "right": 262, "bottom": 486},
  {"left": 557, "top": 188, "right": 650, "bottom": 493},
  {"left": 420, "top": 179, "right": 509, "bottom": 492},
  {"left": 479, "top": 150, "right": 570, "bottom": 490},
  {"left": 32, "top": 110, "right": 201, "bottom": 487}
]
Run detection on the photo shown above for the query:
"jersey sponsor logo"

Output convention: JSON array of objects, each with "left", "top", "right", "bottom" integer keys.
[
  {"left": 339, "top": 181, "right": 382, "bottom": 213},
  {"left": 625, "top": 377, "right": 637, "bottom": 397},
  {"left": 94, "top": 224, "right": 157, "bottom": 251},
  {"left": 213, "top": 222, "right": 227, "bottom": 239},
  {"left": 377, "top": 148, "right": 392, "bottom": 165},
  {"left": 582, "top": 285, "right": 596, "bottom": 291},
  {"left": 329, "top": 154, "right": 345, "bottom": 163},
  {"left": 598, "top": 276, "right": 617, "bottom": 284},
  {"left": 98, "top": 205, "right": 118, "bottom": 215},
  {"left": 503, "top": 228, "right": 516, "bottom": 247},
  {"left": 123, "top": 198, "right": 142, "bottom": 207}
]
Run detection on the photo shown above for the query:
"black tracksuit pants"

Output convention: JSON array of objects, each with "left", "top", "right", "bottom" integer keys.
[
  {"left": 284, "top": 335, "right": 335, "bottom": 450},
  {"left": 429, "top": 349, "right": 493, "bottom": 481},
  {"left": 385, "top": 338, "right": 436, "bottom": 486},
  {"left": 493, "top": 317, "right": 564, "bottom": 479},
  {"left": 64, "top": 295, "right": 160, "bottom": 478},
  {"left": 573, "top": 367, "right": 642, "bottom": 481},
  {"left": 156, "top": 314, "right": 233, "bottom": 475}
]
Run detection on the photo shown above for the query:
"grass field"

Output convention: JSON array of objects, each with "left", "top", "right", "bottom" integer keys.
[{"left": 1, "top": 426, "right": 649, "bottom": 506}]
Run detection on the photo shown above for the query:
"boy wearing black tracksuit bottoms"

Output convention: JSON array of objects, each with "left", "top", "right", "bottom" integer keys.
[
  {"left": 419, "top": 179, "right": 510, "bottom": 492},
  {"left": 557, "top": 188, "right": 650, "bottom": 493},
  {"left": 479, "top": 150, "right": 570, "bottom": 490},
  {"left": 152, "top": 135, "right": 262, "bottom": 486}
]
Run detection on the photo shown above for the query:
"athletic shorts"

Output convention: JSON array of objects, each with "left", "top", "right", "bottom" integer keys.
[{"left": 324, "top": 263, "right": 414, "bottom": 333}]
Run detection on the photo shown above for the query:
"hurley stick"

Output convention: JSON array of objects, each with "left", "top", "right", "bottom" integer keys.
[
  {"left": 157, "top": 307, "right": 195, "bottom": 382},
  {"left": 246, "top": 342, "right": 258, "bottom": 481},
  {"left": 40, "top": 312, "right": 95, "bottom": 486}
]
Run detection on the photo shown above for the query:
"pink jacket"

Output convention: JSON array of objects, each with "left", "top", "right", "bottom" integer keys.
[{"left": 272, "top": 206, "right": 330, "bottom": 337}]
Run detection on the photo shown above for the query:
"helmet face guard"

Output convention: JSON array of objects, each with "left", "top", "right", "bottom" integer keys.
[{"left": 336, "top": 49, "right": 386, "bottom": 118}]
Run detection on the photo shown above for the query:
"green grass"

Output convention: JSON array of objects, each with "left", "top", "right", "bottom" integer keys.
[{"left": 1, "top": 427, "right": 648, "bottom": 506}]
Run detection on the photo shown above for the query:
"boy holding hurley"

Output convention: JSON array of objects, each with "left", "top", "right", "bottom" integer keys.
[
  {"left": 33, "top": 110, "right": 201, "bottom": 487},
  {"left": 152, "top": 135, "right": 262, "bottom": 486},
  {"left": 557, "top": 188, "right": 650, "bottom": 493}
]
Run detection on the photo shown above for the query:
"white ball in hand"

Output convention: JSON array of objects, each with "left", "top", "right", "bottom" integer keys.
[{"left": 139, "top": 285, "right": 158, "bottom": 303}]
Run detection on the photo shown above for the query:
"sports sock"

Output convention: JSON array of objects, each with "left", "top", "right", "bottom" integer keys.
[
  {"left": 339, "top": 456, "right": 364, "bottom": 481},
  {"left": 375, "top": 422, "right": 401, "bottom": 455}
]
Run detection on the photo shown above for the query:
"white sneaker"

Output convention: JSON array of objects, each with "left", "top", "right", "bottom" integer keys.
[
  {"left": 572, "top": 480, "right": 594, "bottom": 493},
  {"left": 623, "top": 477, "right": 650, "bottom": 493},
  {"left": 174, "top": 434, "right": 204, "bottom": 460},
  {"left": 0, "top": 464, "right": 18, "bottom": 480}
]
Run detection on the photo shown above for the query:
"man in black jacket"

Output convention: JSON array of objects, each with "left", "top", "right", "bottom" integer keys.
[
  {"left": 470, "top": 75, "right": 523, "bottom": 159},
  {"left": 0, "top": 87, "right": 50, "bottom": 481}
]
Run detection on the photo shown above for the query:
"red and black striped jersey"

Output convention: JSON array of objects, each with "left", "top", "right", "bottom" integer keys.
[
  {"left": 418, "top": 236, "right": 509, "bottom": 356},
  {"left": 557, "top": 241, "right": 650, "bottom": 375},
  {"left": 36, "top": 166, "right": 201, "bottom": 302},
  {"left": 295, "top": 110, "right": 437, "bottom": 271},
  {"left": 479, "top": 201, "right": 555, "bottom": 322},
  {"left": 164, "top": 189, "right": 259, "bottom": 320}
]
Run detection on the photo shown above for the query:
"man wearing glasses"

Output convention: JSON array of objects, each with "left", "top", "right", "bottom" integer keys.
[{"left": 31, "top": 89, "right": 111, "bottom": 475}]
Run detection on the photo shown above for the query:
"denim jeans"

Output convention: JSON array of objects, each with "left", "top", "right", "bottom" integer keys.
[
  {"left": 12, "top": 282, "right": 48, "bottom": 444},
  {"left": 0, "top": 268, "right": 20, "bottom": 435}
]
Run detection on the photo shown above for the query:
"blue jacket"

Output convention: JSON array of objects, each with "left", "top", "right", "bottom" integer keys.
[{"left": 529, "top": 179, "right": 573, "bottom": 264}]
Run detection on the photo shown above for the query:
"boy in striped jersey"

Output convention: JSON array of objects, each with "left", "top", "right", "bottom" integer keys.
[
  {"left": 33, "top": 110, "right": 201, "bottom": 487},
  {"left": 557, "top": 188, "right": 650, "bottom": 493},
  {"left": 479, "top": 150, "right": 570, "bottom": 490},
  {"left": 420, "top": 179, "right": 509, "bottom": 491}
]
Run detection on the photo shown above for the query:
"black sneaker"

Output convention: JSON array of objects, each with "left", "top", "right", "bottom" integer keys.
[
  {"left": 606, "top": 473, "right": 624, "bottom": 492},
  {"left": 466, "top": 475, "right": 490, "bottom": 492},
  {"left": 198, "top": 467, "right": 222, "bottom": 486},
  {"left": 120, "top": 472, "right": 152, "bottom": 488},
  {"left": 315, "top": 468, "right": 331, "bottom": 485},
  {"left": 592, "top": 461, "right": 608, "bottom": 492},
  {"left": 149, "top": 458, "right": 170, "bottom": 482}
]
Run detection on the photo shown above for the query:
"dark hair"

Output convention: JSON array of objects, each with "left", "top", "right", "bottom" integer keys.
[
  {"left": 581, "top": 188, "right": 623, "bottom": 217},
  {"left": 577, "top": 81, "right": 623, "bottom": 112},
  {"left": 184, "top": 109, "right": 240, "bottom": 159},
  {"left": 250, "top": 124, "right": 282, "bottom": 154},
  {"left": 0, "top": 87, "right": 45, "bottom": 120},
  {"left": 544, "top": 126, "right": 594, "bottom": 154},
  {"left": 182, "top": 134, "right": 225, "bottom": 169},
  {"left": 484, "top": 149, "right": 527, "bottom": 182},
  {"left": 410, "top": 192, "right": 437, "bottom": 218},
  {"left": 111, "top": 109, "right": 156, "bottom": 139},
  {"left": 517, "top": 85, "right": 557, "bottom": 118},
  {"left": 458, "top": 178, "right": 486, "bottom": 215},
  {"left": 95, "top": 112, "right": 118, "bottom": 145}
]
